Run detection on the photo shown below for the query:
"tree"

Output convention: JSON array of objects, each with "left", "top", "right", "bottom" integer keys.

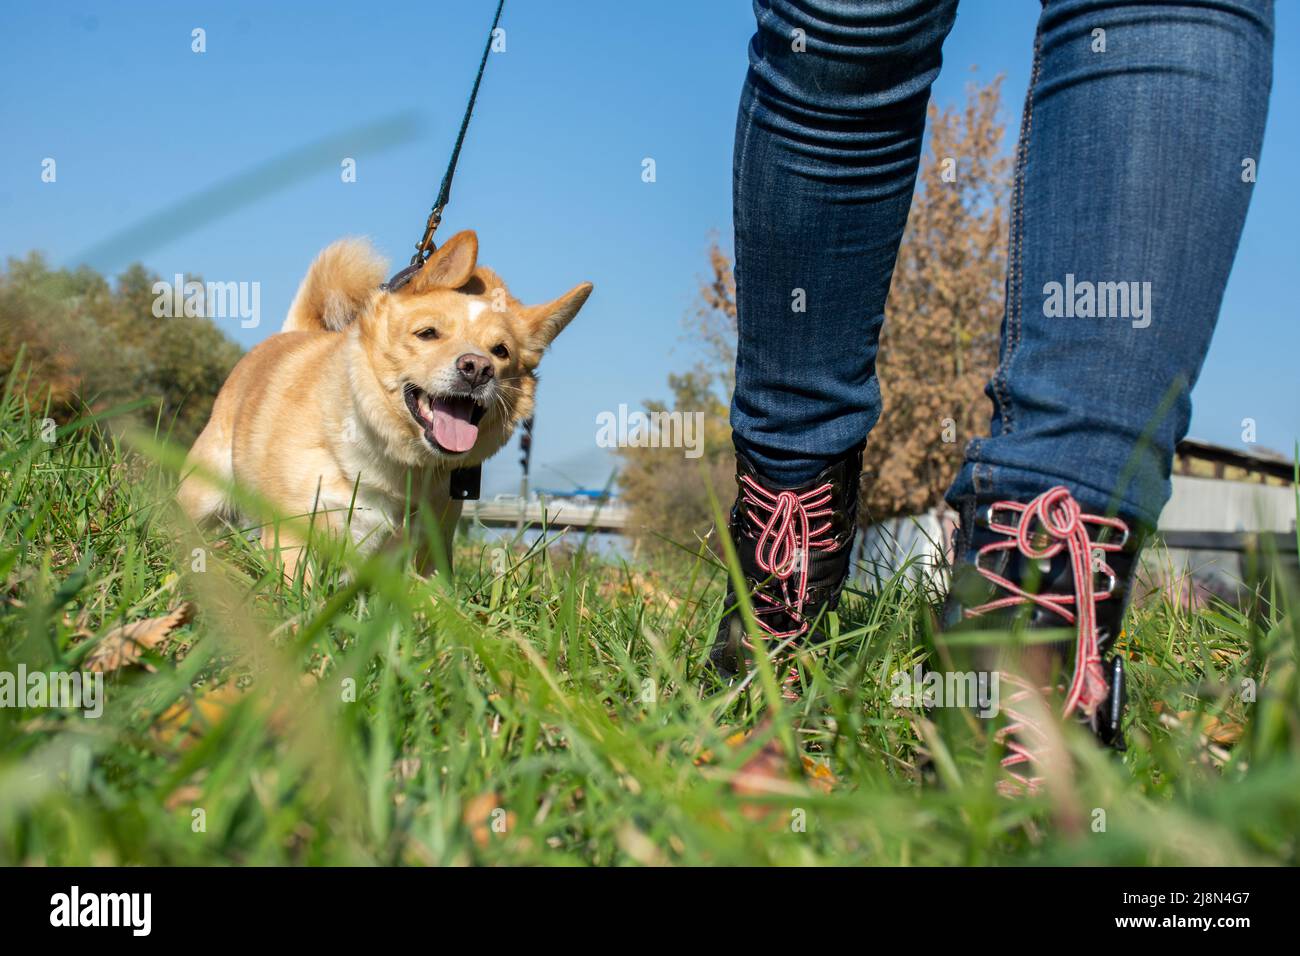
[
  {"left": 0, "top": 253, "right": 82, "bottom": 409},
  {"left": 865, "top": 76, "right": 1010, "bottom": 520},
  {"left": 614, "top": 367, "right": 735, "bottom": 556},
  {"left": 0, "top": 254, "right": 243, "bottom": 447}
]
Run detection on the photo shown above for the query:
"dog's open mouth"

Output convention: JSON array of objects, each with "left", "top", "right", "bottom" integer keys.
[{"left": 404, "top": 385, "right": 487, "bottom": 454}]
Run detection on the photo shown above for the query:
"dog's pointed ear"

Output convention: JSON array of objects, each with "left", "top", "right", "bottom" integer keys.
[
  {"left": 406, "top": 230, "right": 479, "bottom": 293},
  {"left": 526, "top": 282, "right": 593, "bottom": 349}
]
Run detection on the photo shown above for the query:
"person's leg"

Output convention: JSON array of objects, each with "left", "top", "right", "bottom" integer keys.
[
  {"left": 947, "top": 0, "right": 1274, "bottom": 530},
  {"left": 714, "top": 0, "right": 958, "bottom": 685},
  {"left": 731, "top": 0, "right": 959, "bottom": 486},
  {"left": 941, "top": 0, "right": 1273, "bottom": 791}
]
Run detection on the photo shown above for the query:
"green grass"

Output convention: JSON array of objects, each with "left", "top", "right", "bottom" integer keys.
[{"left": 1, "top": 383, "right": 1298, "bottom": 867}]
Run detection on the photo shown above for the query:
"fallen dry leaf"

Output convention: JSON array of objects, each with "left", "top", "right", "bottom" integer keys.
[
  {"left": 800, "top": 755, "right": 836, "bottom": 794},
  {"left": 727, "top": 723, "right": 803, "bottom": 822},
  {"left": 1158, "top": 710, "right": 1237, "bottom": 767},
  {"left": 463, "top": 792, "right": 517, "bottom": 849},
  {"left": 1201, "top": 714, "right": 1244, "bottom": 746},
  {"left": 731, "top": 737, "right": 789, "bottom": 801},
  {"left": 85, "top": 603, "right": 195, "bottom": 673},
  {"left": 151, "top": 683, "right": 243, "bottom": 748},
  {"left": 162, "top": 784, "right": 204, "bottom": 812}
]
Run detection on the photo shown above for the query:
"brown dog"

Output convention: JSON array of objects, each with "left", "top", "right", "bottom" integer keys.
[{"left": 177, "top": 231, "right": 591, "bottom": 577}]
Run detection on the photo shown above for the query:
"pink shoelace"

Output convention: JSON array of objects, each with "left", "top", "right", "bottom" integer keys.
[
  {"left": 737, "top": 474, "right": 837, "bottom": 699},
  {"left": 966, "top": 486, "right": 1129, "bottom": 795}
]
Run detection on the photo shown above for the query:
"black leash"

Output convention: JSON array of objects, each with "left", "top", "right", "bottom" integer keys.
[
  {"left": 384, "top": 0, "right": 506, "bottom": 501},
  {"left": 386, "top": 0, "right": 506, "bottom": 293}
]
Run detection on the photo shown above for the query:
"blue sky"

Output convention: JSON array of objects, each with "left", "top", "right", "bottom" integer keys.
[{"left": 3, "top": 1, "right": 1296, "bottom": 496}]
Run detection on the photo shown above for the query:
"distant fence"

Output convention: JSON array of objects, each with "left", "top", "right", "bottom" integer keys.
[
  {"left": 1160, "top": 530, "right": 1295, "bottom": 553},
  {"left": 462, "top": 497, "right": 629, "bottom": 533}
]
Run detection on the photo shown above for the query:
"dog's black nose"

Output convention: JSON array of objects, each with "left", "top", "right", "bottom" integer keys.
[{"left": 456, "top": 353, "right": 494, "bottom": 388}]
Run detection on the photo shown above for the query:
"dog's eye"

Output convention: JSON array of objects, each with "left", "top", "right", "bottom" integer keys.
[
  {"left": 415, "top": 328, "right": 439, "bottom": 341},
  {"left": 490, "top": 343, "right": 509, "bottom": 359}
]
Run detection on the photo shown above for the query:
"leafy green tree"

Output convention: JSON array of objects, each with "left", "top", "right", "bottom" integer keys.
[{"left": 0, "top": 253, "right": 242, "bottom": 446}]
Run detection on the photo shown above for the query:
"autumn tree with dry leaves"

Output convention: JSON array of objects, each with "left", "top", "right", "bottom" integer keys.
[{"left": 867, "top": 76, "right": 1010, "bottom": 520}]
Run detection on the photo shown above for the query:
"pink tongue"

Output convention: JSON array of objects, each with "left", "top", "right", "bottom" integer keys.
[{"left": 430, "top": 397, "right": 479, "bottom": 453}]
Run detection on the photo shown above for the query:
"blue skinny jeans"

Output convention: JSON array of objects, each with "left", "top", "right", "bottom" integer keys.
[{"left": 729, "top": 0, "right": 1273, "bottom": 527}]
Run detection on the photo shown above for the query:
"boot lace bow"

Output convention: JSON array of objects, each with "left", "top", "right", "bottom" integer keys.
[{"left": 967, "top": 486, "right": 1129, "bottom": 794}]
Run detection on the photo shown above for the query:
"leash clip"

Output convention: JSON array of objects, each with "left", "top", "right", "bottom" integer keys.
[
  {"left": 382, "top": 204, "right": 445, "bottom": 292},
  {"left": 383, "top": 206, "right": 445, "bottom": 291},
  {"left": 411, "top": 205, "right": 445, "bottom": 267}
]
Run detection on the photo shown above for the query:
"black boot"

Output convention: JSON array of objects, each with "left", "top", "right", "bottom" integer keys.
[
  {"left": 940, "top": 487, "right": 1143, "bottom": 793},
  {"left": 708, "top": 446, "right": 862, "bottom": 697}
]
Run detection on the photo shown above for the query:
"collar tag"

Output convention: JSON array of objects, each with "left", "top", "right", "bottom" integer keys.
[{"left": 450, "top": 466, "right": 481, "bottom": 501}]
